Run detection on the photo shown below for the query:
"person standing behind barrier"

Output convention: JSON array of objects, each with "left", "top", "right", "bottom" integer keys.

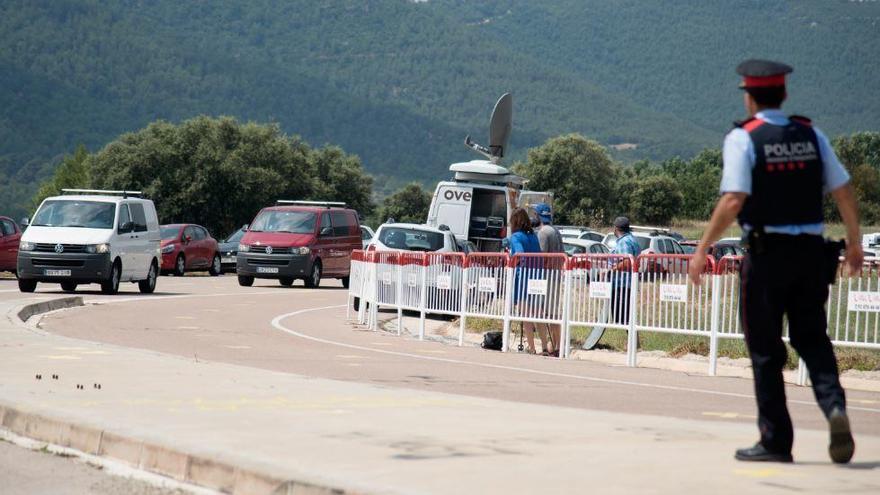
[
  {"left": 535, "top": 203, "right": 563, "bottom": 357},
  {"left": 688, "top": 59, "right": 862, "bottom": 464},
  {"left": 509, "top": 207, "right": 548, "bottom": 354},
  {"left": 610, "top": 217, "right": 641, "bottom": 324}
]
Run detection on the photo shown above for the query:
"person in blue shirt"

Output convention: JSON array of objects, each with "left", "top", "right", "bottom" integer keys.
[
  {"left": 508, "top": 207, "right": 547, "bottom": 354},
  {"left": 688, "top": 59, "right": 862, "bottom": 465},
  {"left": 610, "top": 216, "right": 641, "bottom": 324}
]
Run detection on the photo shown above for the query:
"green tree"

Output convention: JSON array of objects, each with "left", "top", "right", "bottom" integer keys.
[
  {"left": 375, "top": 183, "right": 432, "bottom": 225},
  {"left": 88, "top": 116, "right": 316, "bottom": 237},
  {"left": 309, "top": 145, "right": 374, "bottom": 219},
  {"left": 630, "top": 175, "right": 683, "bottom": 225},
  {"left": 826, "top": 132, "right": 880, "bottom": 223},
  {"left": 32, "top": 144, "right": 91, "bottom": 208},
  {"left": 661, "top": 149, "right": 722, "bottom": 220},
  {"left": 515, "top": 134, "right": 618, "bottom": 226}
]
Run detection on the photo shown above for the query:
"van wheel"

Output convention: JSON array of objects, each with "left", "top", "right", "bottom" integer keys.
[
  {"left": 139, "top": 262, "right": 158, "bottom": 294},
  {"left": 209, "top": 254, "right": 222, "bottom": 276},
  {"left": 174, "top": 254, "right": 186, "bottom": 276},
  {"left": 238, "top": 275, "right": 254, "bottom": 287},
  {"left": 341, "top": 276, "right": 350, "bottom": 289},
  {"left": 279, "top": 277, "right": 294, "bottom": 287},
  {"left": 61, "top": 282, "right": 78, "bottom": 293},
  {"left": 18, "top": 279, "right": 37, "bottom": 293},
  {"left": 304, "top": 262, "right": 322, "bottom": 288},
  {"left": 101, "top": 261, "right": 121, "bottom": 295}
]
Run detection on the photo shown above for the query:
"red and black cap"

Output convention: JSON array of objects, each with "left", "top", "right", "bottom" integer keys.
[{"left": 736, "top": 59, "right": 793, "bottom": 89}]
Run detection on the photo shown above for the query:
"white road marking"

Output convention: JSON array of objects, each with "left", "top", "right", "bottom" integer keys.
[
  {"left": 177, "top": 326, "right": 199, "bottom": 330},
  {"left": 223, "top": 345, "right": 251, "bottom": 350},
  {"left": 270, "top": 306, "right": 880, "bottom": 414}
]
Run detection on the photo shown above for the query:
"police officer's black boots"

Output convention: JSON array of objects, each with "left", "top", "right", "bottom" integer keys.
[
  {"left": 734, "top": 443, "right": 793, "bottom": 463},
  {"left": 828, "top": 407, "right": 855, "bottom": 464}
]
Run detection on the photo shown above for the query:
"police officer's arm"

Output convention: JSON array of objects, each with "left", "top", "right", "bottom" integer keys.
[
  {"left": 688, "top": 192, "right": 747, "bottom": 285},
  {"left": 831, "top": 184, "right": 864, "bottom": 274}
]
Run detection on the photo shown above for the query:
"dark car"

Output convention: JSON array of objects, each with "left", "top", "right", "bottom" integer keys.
[
  {"left": 0, "top": 216, "right": 22, "bottom": 274},
  {"left": 160, "top": 224, "right": 222, "bottom": 276},
  {"left": 218, "top": 225, "right": 247, "bottom": 273}
]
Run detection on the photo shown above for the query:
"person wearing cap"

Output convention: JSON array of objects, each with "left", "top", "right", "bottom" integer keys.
[
  {"left": 534, "top": 203, "right": 564, "bottom": 356},
  {"left": 610, "top": 216, "right": 641, "bottom": 324},
  {"left": 688, "top": 59, "right": 862, "bottom": 464}
]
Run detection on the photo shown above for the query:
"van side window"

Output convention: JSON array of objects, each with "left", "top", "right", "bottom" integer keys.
[
  {"left": 320, "top": 213, "right": 332, "bottom": 235},
  {"left": 129, "top": 203, "right": 148, "bottom": 232},
  {"left": 330, "top": 212, "right": 349, "bottom": 236},
  {"left": 118, "top": 204, "right": 132, "bottom": 234}
]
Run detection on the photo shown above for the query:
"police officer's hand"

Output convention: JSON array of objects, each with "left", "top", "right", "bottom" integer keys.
[
  {"left": 688, "top": 251, "right": 707, "bottom": 285},
  {"left": 845, "top": 243, "right": 864, "bottom": 276}
]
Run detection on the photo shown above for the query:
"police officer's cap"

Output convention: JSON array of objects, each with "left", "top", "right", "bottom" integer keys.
[
  {"left": 736, "top": 59, "right": 793, "bottom": 89},
  {"left": 613, "top": 216, "right": 631, "bottom": 231}
]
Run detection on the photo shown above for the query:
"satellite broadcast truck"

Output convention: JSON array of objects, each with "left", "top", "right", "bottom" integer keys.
[{"left": 426, "top": 93, "right": 551, "bottom": 252}]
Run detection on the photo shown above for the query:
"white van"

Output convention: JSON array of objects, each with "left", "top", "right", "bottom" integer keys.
[
  {"left": 17, "top": 189, "right": 161, "bottom": 294},
  {"left": 427, "top": 160, "right": 523, "bottom": 252}
]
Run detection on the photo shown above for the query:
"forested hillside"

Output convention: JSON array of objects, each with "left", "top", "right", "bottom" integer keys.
[{"left": 2, "top": 0, "right": 878, "bottom": 219}]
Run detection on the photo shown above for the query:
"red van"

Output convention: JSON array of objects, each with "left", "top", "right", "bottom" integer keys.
[
  {"left": 236, "top": 201, "right": 361, "bottom": 288},
  {"left": 0, "top": 216, "right": 22, "bottom": 274}
]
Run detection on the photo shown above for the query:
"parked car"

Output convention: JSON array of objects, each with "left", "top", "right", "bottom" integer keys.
[
  {"left": 360, "top": 225, "right": 375, "bottom": 249},
  {"left": 0, "top": 216, "right": 22, "bottom": 274},
  {"left": 558, "top": 226, "right": 604, "bottom": 243},
  {"left": 17, "top": 189, "right": 160, "bottom": 294},
  {"left": 218, "top": 225, "right": 247, "bottom": 273},
  {"left": 601, "top": 230, "right": 686, "bottom": 275},
  {"left": 368, "top": 223, "right": 461, "bottom": 253},
  {"left": 563, "top": 238, "right": 611, "bottom": 256},
  {"left": 237, "top": 201, "right": 361, "bottom": 288},
  {"left": 160, "top": 224, "right": 222, "bottom": 276}
]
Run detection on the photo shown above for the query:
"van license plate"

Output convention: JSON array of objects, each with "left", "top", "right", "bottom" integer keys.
[
  {"left": 44, "top": 269, "right": 71, "bottom": 277},
  {"left": 257, "top": 267, "right": 279, "bottom": 274}
]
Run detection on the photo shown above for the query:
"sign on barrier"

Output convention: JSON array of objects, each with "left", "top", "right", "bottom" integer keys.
[
  {"left": 660, "top": 284, "right": 688, "bottom": 303},
  {"left": 847, "top": 291, "right": 880, "bottom": 312}
]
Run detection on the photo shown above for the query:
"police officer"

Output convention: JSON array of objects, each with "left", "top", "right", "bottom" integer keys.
[{"left": 688, "top": 59, "right": 862, "bottom": 464}]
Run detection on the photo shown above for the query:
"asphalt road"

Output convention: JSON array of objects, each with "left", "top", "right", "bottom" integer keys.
[
  {"left": 0, "top": 438, "right": 194, "bottom": 495},
  {"left": 4, "top": 274, "right": 875, "bottom": 442}
]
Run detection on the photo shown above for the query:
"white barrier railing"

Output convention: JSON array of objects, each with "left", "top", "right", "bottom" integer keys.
[{"left": 347, "top": 249, "right": 880, "bottom": 379}]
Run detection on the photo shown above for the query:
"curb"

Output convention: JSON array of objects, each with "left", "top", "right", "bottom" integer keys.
[
  {"left": 3, "top": 297, "right": 353, "bottom": 495},
  {"left": 0, "top": 404, "right": 348, "bottom": 495},
  {"left": 16, "top": 296, "right": 84, "bottom": 323}
]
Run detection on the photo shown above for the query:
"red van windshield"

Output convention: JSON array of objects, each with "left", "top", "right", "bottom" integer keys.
[{"left": 249, "top": 210, "right": 316, "bottom": 233}]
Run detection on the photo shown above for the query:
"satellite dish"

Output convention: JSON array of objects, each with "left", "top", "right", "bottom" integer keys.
[
  {"left": 464, "top": 93, "right": 512, "bottom": 164},
  {"left": 489, "top": 93, "right": 512, "bottom": 159}
]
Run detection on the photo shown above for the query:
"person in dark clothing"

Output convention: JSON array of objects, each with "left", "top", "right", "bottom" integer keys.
[{"left": 689, "top": 59, "right": 863, "bottom": 464}]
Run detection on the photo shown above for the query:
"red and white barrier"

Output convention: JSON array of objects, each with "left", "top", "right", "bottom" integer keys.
[{"left": 347, "top": 249, "right": 880, "bottom": 380}]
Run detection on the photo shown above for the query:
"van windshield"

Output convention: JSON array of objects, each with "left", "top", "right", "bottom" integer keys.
[
  {"left": 379, "top": 227, "right": 445, "bottom": 251},
  {"left": 31, "top": 200, "right": 116, "bottom": 229},
  {"left": 249, "top": 210, "right": 316, "bottom": 234}
]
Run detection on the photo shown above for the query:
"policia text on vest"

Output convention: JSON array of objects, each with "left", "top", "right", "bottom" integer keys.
[{"left": 688, "top": 59, "right": 862, "bottom": 465}]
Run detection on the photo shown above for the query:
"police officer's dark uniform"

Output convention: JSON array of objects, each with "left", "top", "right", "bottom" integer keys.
[{"left": 723, "top": 60, "right": 855, "bottom": 463}]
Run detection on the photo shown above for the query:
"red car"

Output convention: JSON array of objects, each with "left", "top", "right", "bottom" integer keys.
[
  {"left": 160, "top": 224, "right": 222, "bottom": 276},
  {"left": 0, "top": 216, "right": 22, "bottom": 274}
]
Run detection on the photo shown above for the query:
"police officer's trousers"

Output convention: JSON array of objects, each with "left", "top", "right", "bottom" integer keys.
[{"left": 740, "top": 234, "right": 846, "bottom": 454}]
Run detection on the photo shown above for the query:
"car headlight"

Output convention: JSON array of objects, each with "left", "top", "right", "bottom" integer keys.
[
  {"left": 86, "top": 243, "right": 111, "bottom": 254},
  {"left": 294, "top": 247, "right": 310, "bottom": 255},
  {"left": 161, "top": 244, "right": 175, "bottom": 254},
  {"left": 238, "top": 243, "right": 250, "bottom": 252},
  {"left": 19, "top": 241, "right": 35, "bottom": 251}
]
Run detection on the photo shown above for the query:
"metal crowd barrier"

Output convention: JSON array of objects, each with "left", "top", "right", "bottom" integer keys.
[{"left": 347, "top": 249, "right": 880, "bottom": 380}]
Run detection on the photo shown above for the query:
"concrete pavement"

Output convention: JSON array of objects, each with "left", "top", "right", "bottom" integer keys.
[{"left": 1, "top": 277, "right": 878, "bottom": 494}]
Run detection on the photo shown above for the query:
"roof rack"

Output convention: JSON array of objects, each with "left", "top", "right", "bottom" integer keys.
[
  {"left": 630, "top": 225, "right": 671, "bottom": 234},
  {"left": 275, "top": 200, "right": 347, "bottom": 208},
  {"left": 61, "top": 188, "right": 143, "bottom": 198}
]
